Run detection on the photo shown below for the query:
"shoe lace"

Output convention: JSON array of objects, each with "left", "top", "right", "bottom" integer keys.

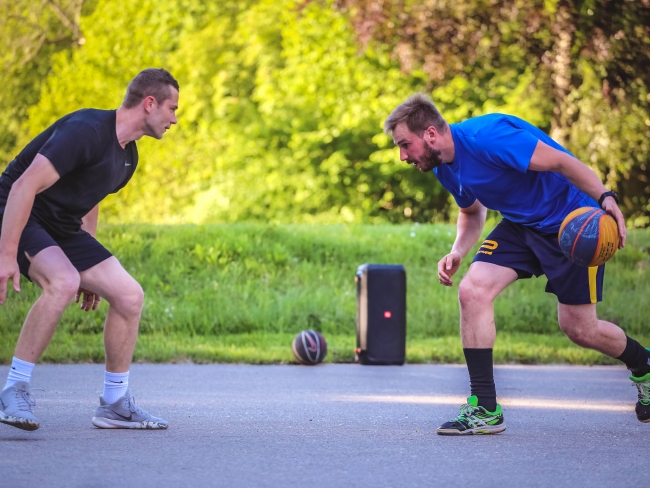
[
  {"left": 451, "top": 402, "right": 498, "bottom": 428},
  {"left": 634, "top": 379, "right": 650, "bottom": 404},
  {"left": 14, "top": 387, "right": 43, "bottom": 412},
  {"left": 126, "top": 395, "right": 148, "bottom": 416},
  {"left": 452, "top": 403, "right": 478, "bottom": 422}
]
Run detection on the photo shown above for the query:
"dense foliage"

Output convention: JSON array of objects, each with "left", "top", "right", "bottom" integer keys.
[
  {"left": 339, "top": 0, "right": 650, "bottom": 226},
  {"left": 0, "top": 1, "right": 87, "bottom": 162},
  {"left": 2, "top": 0, "right": 649, "bottom": 225}
]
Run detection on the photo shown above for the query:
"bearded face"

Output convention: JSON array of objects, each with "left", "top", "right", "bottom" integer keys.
[
  {"left": 393, "top": 122, "right": 447, "bottom": 172},
  {"left": 407, "top": 139, "right": 444, "bottom": 172}
]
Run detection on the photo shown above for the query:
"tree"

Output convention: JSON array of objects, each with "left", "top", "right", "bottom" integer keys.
[
  {"left": 23, "top": 0, "right": 452, "bottom": 224},
  {"left": 337, "top": 0, "right": 650, "bottom": 225},
  {"left": 0, "top": 0, "right": 91, "bottom": 161},
  {"left": 10, "top": 0, "right": 648, "bottom": 225}
]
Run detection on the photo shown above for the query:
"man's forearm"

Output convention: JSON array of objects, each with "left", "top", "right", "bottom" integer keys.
[
  {"left": 559, "top": 157, "right": 608, "bottom": 203},
  {"left": 451, "top": 209, "right": 486, "bottom": 258},
  {"left": 0, "top": 183, "right": 36, "bottom": 256},
  {"left": 529, "top": 142, "right": 608, "bottom": 203}
]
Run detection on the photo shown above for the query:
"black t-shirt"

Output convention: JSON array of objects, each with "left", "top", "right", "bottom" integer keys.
[{"left": 0, "top": 109, "right": 138, "bottom": 237}]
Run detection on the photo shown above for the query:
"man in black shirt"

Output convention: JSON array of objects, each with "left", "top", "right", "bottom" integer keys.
[{"left": 0, "top": 68, "right": 179, "bottom": 431}]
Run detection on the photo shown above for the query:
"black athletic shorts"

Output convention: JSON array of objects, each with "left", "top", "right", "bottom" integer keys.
[
  {"left": 7, "top": 217, "right": 112, "bottom": 281},
  {"left": 472, "top": 218, "right": 605, "bottom": 305}
]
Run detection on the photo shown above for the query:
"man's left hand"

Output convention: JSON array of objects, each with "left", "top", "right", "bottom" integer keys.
[
  {"left": 76, "top": 287, "right": 101, "bottom": 311},
  {"left": 602, "top": 196, "right": 626, "bottom": 248}
]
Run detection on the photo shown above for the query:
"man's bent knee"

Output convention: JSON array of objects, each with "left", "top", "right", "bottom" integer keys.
[
  {"left": 558, "top": 311, "right": 597, "bottom": 348},
  {"left": 110, "top": 282, "right": 144, "bottom": 318},
  {"left": 559, "top": 322, "right": 592, "bottom": 347},
  {"left": 458, "top": 279, "right": 481, "bottom": 309},
  {"left": 27, "top": 247, "right": 80, "bottom": 301},
  {"left": 42, "top": 272, "right": 81, "bottom": 304},
  {"left": 458, "top": 263, "right": 517, "bottom": 310},
  {"left": 458, "top": 275, "right": 495, "bottom": 309}
]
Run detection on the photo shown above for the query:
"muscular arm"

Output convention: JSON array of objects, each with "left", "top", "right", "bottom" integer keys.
[
  {"left": 0, "top": 154, "right": 60, "bottom": 302},
  {"left": 438, "top": 200, "right": 487, "bottom": 286},
  {"left": 451, "top": 200, "right": 488, "bottom": 258},
  {"left": 0, "top": 155, "right": 60, "bottom": 253},
  {"left": 81, "top": 205, "right": 99, "bottom": 238},
  {"left": 529, "top": 140, "right": 626, "bottom": 247}
]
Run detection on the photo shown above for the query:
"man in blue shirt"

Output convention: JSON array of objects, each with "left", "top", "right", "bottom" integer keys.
[{"left": 384, "top": 93, "right": 650, "bottom": 435}]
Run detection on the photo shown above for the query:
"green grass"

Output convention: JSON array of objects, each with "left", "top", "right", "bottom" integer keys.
[
  {"left": 14, "top": 332, "right": 649, "bottom": 366},
  {"left": 1, "top": 223, "right": 649, "bottom": 364}
]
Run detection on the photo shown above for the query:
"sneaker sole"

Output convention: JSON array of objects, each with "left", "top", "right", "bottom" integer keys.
[
  {"left": 91, "top": 417, "right": 168, "bottom": 429},
  {"left": 437, "top": 424, "right": 506, "bottom": 436},
  {"left": 0, "top": 412, "right": 40, "bottom": 431}
]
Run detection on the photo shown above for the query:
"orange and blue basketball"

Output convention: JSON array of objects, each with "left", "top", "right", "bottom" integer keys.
[{"left": 558, "top": 207, "right": 619, "bottom": 267}]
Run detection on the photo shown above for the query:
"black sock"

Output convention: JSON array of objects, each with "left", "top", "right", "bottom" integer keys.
[
  {"left": 616, "top": 336, "right": 650, "bottom": 376},
  {"left": 463, "top": 348, "right": 497, "bottom": 412}
]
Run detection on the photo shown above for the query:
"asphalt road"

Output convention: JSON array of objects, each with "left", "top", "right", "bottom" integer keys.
[{"left": 0, "top": 363, "right": 647, "bottom": 488}]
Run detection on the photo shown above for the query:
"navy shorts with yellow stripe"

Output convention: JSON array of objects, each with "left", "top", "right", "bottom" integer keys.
[{"left": 473, "top": 218, "right": 604, "bottom": 305}]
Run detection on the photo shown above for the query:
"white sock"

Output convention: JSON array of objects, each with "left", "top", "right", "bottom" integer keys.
[
  {"left": 4, "top": 357, "right": 35, "bottom": 390},
  {"left": 103, "top": 371, "right": 129, "bottom": 404}
]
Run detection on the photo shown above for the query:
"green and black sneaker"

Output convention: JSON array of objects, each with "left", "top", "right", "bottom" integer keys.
[
  {"left": 436, "top": 395, "right": 506, "bottom": 436},
  {"left": 630, "top": 372, "right": 650, "bottom": 423}
]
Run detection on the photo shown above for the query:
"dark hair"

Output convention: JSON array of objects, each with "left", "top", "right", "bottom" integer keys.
[
  {"left": 384, "top": 93, "right": 447, "bottom": 135},
  {"left": 122, "top": 68, "right": 179, "bottom": 109}
]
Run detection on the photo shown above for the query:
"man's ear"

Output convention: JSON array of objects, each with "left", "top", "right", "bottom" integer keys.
[
  {"left": 143, "top": 95, "right": 156, "bottom": 113},
  {"left": 423, "top": 126, "right": 437, "bottom": 143}
]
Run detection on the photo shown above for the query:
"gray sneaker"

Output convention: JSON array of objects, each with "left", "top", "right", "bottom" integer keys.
[
  {"left": 0, "top": 382, "right": 40, "bottom": 431},
  {"left": 91, "top": 389, "right": 168, "bottom": 429}
]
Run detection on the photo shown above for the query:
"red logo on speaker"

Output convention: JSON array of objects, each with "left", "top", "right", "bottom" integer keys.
[{"left": 384, "top": 311, "right": 392, "bottom": 318}]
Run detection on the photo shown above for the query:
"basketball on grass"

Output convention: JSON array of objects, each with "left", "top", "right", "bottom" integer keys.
[
  {"left": 558, "top": 207, "right": 619, "bottom": 267},
  {"left": 292, "top": 330, "right": 327, "bottom": 365}
]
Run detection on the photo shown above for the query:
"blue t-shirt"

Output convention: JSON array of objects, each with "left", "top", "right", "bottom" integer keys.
[{"left": 433, "top": 113, "right": 597, "bottom": 234}]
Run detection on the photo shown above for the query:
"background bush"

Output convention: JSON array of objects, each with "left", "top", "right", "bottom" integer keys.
[{"left": 2, "top": 0, "right": 649, "bottom": 226}]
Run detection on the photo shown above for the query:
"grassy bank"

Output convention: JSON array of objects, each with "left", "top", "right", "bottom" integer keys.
[
  {"left": 23, "top": 332, "right": 648, "bottom": 366},
  {"left": 1, "top": 224, "right": 649, "bottom": 364}
]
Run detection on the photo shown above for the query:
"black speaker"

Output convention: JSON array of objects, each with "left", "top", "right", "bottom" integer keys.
[{"left": 355, "top": 264, "right": 406, "bottom": 365}]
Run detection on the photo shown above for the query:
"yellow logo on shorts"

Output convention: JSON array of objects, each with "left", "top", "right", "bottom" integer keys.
[{"left": 477, "top": 239, "right": 498, "bottom": 256}]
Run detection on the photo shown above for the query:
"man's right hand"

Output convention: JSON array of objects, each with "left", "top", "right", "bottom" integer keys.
[
  {"left": 0, "top": 254, "right": 21, "bottom": 304},
  {"left": 438, "top": 251, "right": 463, "bottom": 286}
]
